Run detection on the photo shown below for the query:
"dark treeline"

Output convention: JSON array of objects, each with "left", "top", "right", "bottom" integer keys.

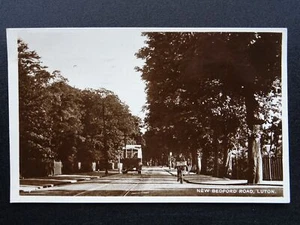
[
  {"left": 136, "top": 32, "right": 283, "bottom": 183},
  {"left": 18, "top": 39, "right": 142, "bottom": 177}
]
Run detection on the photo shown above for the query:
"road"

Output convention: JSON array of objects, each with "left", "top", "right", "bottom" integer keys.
[
  {"left": 21, "top": 167, "right": 201, "bottom": 196},
  {"left": 21, "top": 167, "right": 283, "bottom": 197}
]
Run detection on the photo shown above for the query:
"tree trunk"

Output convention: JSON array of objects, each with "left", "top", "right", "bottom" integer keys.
[
  {"left": 201, "top": 149, "right": 208, "bottom": 175},
  {"left": 197, "top": 153, "right": 202, "bottom": 174},
  {"left": 247, "top": 124, "right": 263, "bottom": 184},
  {"left": 244, "top": 91, "right": 258, "bottom": 184},
  {"left": 213, "top": 140, "right": 219, "bottom": 177},
  {"left": 253, "top": 130, "right": 263, "bottom": 184},
  {"left": 247, "top": 134, "right": 255, "bottom": 183},
  {"left": 192, "top": 149, "right": 201, "bottom": 174},
  {"left": 222, "top": 149, "right": 228, "bottom": 178}
]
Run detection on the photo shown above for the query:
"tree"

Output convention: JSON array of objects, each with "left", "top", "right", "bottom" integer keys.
[
  {"left": 258, "top": 78, "right": 282, "bottom": 156},
  {"left": 48, "top": 77, "right": 83, "bottom": 173},
  {"left": 79, "top": 88, "right": 141, "bottom": 173},
  {"left": 136, "top": 32, "right": 244, "bottom": 174},
  {"left": 18, "top": 39, "right": 55, "bottom": 177},
  {"left": 136, "top": 32, "right": 199, "bottom": 164},
  {"left": 136, "top": 32, "right": 282, "bottom": 183}
]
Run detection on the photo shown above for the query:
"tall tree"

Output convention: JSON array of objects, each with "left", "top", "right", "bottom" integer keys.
[
  {"left": 179, "top": 32, "right": 282, "bottom": 183},
  {"left": 136, "top": 32, "right": 282, "bottom": 183},
  {"left": 18, "top": 39, "right": 54, "bottom": 177},
  {"left": 80, "top": 88, "right": 141, "bottom": 173},
  {"left": 48, "top": 76, "right": 83, "bottom": 173}
]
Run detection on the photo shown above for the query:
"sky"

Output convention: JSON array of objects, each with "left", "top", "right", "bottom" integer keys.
[{"left": 18, "top": 28, "right": 147, "bottom": 120}]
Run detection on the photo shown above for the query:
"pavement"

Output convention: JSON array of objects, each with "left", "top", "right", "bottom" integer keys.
[
  {"left": 19, "top": 170, "right": 120, "bottom": 193},
  {"left": 165, "top": 168, "right": 284, "bottom": 186}
]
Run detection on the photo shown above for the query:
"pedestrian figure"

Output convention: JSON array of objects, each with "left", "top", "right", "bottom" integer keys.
[{"left": 175, "top": 153, "right": 187, "bottom": 183}]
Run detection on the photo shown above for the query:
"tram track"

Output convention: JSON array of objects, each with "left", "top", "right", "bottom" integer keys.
[{"left": 122, "top": 179, "right": 143, "bottom": 196}]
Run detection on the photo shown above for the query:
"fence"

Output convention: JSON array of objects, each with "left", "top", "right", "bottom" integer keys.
[
  {"left": 262, "top": 156, "right": 283, "bottom": 181},
  {"left": 228, "top": 155, "right": 283, "bottom": 181}
]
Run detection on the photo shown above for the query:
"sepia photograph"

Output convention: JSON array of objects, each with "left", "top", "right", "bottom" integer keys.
[{"left": 7, "top": 28, "right": 289, "bottom": 203}]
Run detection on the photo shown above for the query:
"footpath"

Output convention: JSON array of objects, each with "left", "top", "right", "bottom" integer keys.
[
  {"left": 165, "top": 168, "right": 283, "bottom": 186},
  {"left": 19, "top": 170, "right": 119, "bottom": 193}
]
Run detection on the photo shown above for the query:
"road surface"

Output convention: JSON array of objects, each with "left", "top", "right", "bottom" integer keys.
[{"left": 21, "top": 166, "right": 283, "bottom": 197}]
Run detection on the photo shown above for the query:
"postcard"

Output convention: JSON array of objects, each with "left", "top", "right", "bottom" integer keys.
[{"left": 7, "top": 28, "right": 289, "bottom": 203}]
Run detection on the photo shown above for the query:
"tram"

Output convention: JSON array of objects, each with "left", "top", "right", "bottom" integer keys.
[{"left": 121, "top": 145, "right": 142, "bottom": 174}]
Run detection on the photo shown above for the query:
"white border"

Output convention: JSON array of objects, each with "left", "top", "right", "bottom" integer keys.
[{"left": 7, "top": 27, "right": 289, "bottom": 203}]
